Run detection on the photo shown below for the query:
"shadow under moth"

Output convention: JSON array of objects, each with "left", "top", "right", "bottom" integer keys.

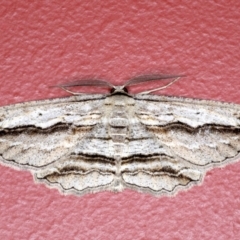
[{"left": 0, "top": 75, "right": 239, "bottom": 196}]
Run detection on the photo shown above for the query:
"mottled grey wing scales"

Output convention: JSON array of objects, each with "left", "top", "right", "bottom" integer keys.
[
  {"left": 0, "top": 94, "right": 118, "bottom": 194},
  {"left": 35, "top": 122, "right": 118, "bottom": 194},
  {"left": 0, "top": 91, "right": 240, "bottom": 196},
  {"left": 120, "top": 94, "right": 240, "bottom": 195}
]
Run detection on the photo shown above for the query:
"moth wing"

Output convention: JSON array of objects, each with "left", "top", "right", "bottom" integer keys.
[
  {"left": 121, "top": 95, "right": 240, "bottom": 195},
  {"left": 0, "top": 94, "right": 116, "bottom": 194}
]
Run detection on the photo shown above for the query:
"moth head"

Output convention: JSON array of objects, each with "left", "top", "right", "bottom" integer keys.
[{"left": 110, "top": 85, "right": 129, "bottom": 95}]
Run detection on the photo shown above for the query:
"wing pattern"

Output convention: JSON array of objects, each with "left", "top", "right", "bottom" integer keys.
[
  {"left": 0, "top": 88, "right": 239, "bottom": 196},
  {"left": 120, "top": 95, "right": 240, "bottom": 195}
]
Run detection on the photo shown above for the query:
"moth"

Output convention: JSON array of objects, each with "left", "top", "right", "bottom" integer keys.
[{"left": 0, "top": 75, "right": 239, "bottom": 196}]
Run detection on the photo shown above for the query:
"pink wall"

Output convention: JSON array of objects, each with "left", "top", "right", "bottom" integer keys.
[{"left": 0, "top": 1, "right": 240, "bottom": 239}]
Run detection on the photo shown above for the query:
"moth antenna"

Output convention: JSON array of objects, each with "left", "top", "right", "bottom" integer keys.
[
  {"left": 124, "top": 74, "right": 183, "bottom": 87},
  {"left": 56, "top": 79, "right": 114, "bottom": 88},
  {"left": 59, "top": 86, "right": 84, "bottom": 95},
  {"left": 139, "top": 76, "right": 181, "bottom": 95},
  {"left": 52, "top": 79, "right": 115, "bottom": 95}
]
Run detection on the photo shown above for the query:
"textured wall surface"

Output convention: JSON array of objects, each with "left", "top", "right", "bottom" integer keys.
[{"left": 0, "top": 1, "right": 240, "bottom": 239}]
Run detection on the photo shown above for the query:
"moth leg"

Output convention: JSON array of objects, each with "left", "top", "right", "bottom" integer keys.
[{"left": 139, "top": 77, "right": 180, "bottom": 95}]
